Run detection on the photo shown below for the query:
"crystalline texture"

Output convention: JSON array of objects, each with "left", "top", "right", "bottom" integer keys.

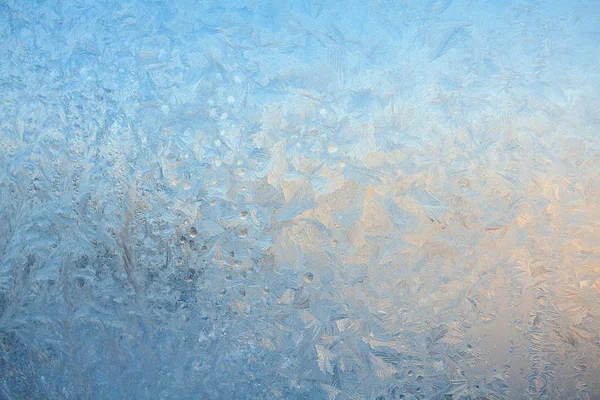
[{"left": 0, "top": 0, "right": 599, "bottom": 399}]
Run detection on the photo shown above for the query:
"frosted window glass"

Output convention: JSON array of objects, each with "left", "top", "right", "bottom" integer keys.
[{"left": 1, "top": 0, "right": 599, "bottom": 398}]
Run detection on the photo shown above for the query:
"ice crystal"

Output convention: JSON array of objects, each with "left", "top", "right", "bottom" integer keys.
[{"left": 0, "top": 0, "right": 599, "bottom": 399}]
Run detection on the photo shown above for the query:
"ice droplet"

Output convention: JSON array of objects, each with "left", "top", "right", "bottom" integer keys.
[{"left": 304, "top": 272, "right": 313, "bottom": 283}]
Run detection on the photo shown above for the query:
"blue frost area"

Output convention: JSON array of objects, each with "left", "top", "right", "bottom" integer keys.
[{"left": 0, "top": 0, "right": 599, "bottom": 399}]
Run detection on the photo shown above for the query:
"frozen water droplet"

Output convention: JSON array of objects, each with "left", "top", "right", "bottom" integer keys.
[
  {"left": 240, "top": 210, "right": 248, "bottom": 219},
  {"left": 227, "top": 96, "right": 235, "bottom": 104},
  {"left": 185, "top": 269, "right": 196, "bottom": 282},
  {"left": 304, "top": 272, "right": 313, "bottom": 283},
  {"left": 215, "top": 156, "right": 222, "bottom": 166},
  {"left": 183, "top": 182, "right": 192, "bottom": 190},
  {"left": 328, "top": 146, "right": 338, "bottom": 153}
]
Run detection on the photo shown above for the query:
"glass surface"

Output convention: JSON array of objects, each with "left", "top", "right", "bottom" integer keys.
[{"left": 1, "top": 0, "right": 599, "bottom": 398}]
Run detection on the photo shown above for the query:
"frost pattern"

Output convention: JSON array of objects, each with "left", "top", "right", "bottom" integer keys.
[{"left": 1, "top": 0, "right": 599, "bottom": 399}]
